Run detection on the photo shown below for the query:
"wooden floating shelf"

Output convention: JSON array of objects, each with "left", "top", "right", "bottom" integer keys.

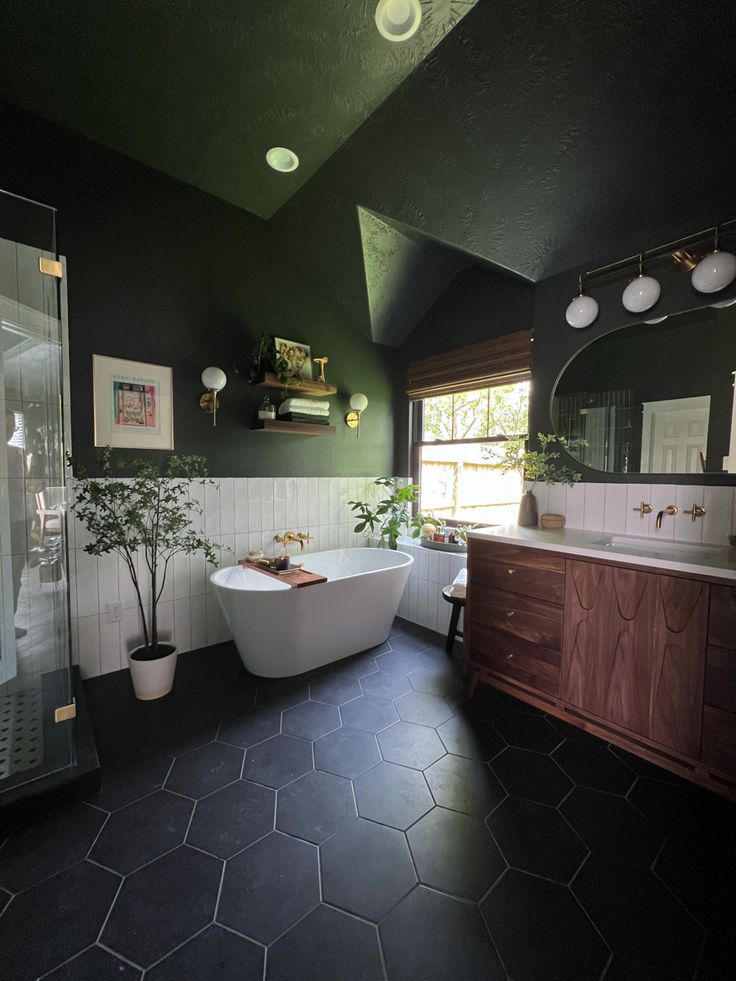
[
  {"left": 253, "top": 419, "right": 336, "bottom": 436},
  {"left": 253, "top": 372, "right": 337, "bottom": 397}
]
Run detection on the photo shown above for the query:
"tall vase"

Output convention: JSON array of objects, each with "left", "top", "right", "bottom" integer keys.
[{"left": 518, "top": 490, "right": 538, "bottom": 527}]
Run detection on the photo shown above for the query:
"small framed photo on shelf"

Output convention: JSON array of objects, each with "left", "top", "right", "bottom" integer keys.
[
  {"left": 93, "top": 355, "right": 174, "bottom": 449},
  {"left": 274, "top": 337, "right": 313, "bottom": 382}
]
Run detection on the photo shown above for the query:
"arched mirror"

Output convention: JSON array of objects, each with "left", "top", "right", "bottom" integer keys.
[{"left": 551, "top": 303, "right": 736, "bottom": 474}]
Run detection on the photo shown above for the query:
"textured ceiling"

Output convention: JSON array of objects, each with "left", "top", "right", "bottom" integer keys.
[{"left": 0, "top": 0, "right": 479, "bottom": 219}]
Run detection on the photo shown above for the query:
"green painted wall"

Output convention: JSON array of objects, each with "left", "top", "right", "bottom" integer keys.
[{"left": 0, "top": 102, "right": 401, "bottom": 476}]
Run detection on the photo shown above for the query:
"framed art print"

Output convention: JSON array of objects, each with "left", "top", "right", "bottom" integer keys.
[
  {"left": 93, "top": 355, "right": 174, "bottom": 449},
  {"left": 274, "top": 337, "right": 313, "bottom": 382}
]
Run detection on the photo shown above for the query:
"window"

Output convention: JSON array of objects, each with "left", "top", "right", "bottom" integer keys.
[{"left": 412, "top": 380, "right": 529, "bottom": 524}]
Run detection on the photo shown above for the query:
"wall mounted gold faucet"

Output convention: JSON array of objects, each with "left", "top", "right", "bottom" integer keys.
[
  {"left": 655, "top": 505, "right": 678, "bottom": 529},
  {"left": 274, "top": 531, "right": 314, "bottom": 551}
]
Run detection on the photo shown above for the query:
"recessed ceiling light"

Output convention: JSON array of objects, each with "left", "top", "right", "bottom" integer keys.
[
  {"left": 266, "top": 147, "right": 299, "bottom": 173},
  {"left": 375, "top": 0, "right": 422, "bottom": 42}
]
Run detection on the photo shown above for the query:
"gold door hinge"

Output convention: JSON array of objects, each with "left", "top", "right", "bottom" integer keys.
[
  {"left": 54, "top": 700, "right": 76, "bottom": 723},
  {"left": 39, "top": 256, "right": 63, "bottom": 278}
]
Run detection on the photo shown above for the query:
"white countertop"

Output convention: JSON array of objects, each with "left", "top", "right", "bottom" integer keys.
[{"left": 468, "top": 525, "right": 736, "bottom": 582}]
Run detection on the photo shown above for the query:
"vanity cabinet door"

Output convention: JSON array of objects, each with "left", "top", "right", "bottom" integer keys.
[{"left": 562, "top": 561, "right": 655, "bottom": 737}]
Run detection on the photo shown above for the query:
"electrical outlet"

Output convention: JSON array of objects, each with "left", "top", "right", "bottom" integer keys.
[{"left": 106, "top": 601, "right": 124, "bottom": 623}]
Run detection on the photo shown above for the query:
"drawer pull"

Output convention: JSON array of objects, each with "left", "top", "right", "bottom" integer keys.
[
  {"left": 506, "top": 611, "right": 515, "bottom": 618},
  {"left": 505, "top": 653, "right": 514, "bottom": 659},
  {"left": 507, "top": 568, "right": 516, "bottom": 575}
]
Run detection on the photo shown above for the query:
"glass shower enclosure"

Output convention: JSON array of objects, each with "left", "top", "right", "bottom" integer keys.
[{"left": 0, "top": 189, "right": 77, "bottom": 811}]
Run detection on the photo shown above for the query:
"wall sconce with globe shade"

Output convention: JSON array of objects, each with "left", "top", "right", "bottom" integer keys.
[
  {"left": 345, "top": 393, "right": 368, "bottom": 437},
  {"left": 200, "top": 366, "right": 227, "bottom": 427}
]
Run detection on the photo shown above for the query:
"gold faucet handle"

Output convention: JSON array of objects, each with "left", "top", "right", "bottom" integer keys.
[
  {"left": 684, "top": 504, "right": 706, "bottom": 521},
  {"left": 632, "top": 502, "right": 653, "bottom": 518}
]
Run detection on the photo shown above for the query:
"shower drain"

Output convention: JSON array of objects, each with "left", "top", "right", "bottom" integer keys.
[{"left": 0, "top": 689, "right": 44, "bottom": 779}]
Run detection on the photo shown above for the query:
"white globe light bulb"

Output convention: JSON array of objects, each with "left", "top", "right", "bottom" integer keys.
[
  {"left": 350, "top": 393, "right": 368, "bottom": 413},
  {"left": 622, "top": 274, "right": 661, "bottom": 313},
  {"left": 692, "top": 250, "right": 736, "bottom": 293},
  {"left": 565, "top": 293, "right": 598, "bottom": 329},
  {"left": 201, "top": 366, "right": 227, "bottom": 392}
]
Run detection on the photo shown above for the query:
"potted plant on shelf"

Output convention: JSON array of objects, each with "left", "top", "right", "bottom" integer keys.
[
  {"left": 70, "top": 448, "right": 219, "bottom": 700},
  {"left": 494, "top": 433, "right": 583, "bottom": 527},
  {"left": 248, "top": 332, "right": 298, "bottom": 394}
]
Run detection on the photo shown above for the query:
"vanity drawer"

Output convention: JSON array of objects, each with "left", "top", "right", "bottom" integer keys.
[
  {"left": 708, "top": 585, "right": 736, "bottom": 652},
  {"left": 469, "top": 545, "right": 565, "bottom": 605},
  {"left": 469, "top": 624, "right": 560, "bottom": 695},
  {"left": 471, "top": 587, "right": 563, "bottom": 651}
]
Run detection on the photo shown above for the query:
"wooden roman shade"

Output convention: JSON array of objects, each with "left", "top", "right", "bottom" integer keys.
[{"left": 406, "top": 329, "right": 532, "bottom": 400}]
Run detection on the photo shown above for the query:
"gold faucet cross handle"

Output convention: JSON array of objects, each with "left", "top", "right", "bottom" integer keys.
[
  {"left": 684, "top": 504, "right": 706, "bottom": 522},
  {"left": 631, "top": 502, "right": 652, "bottom": 518}
]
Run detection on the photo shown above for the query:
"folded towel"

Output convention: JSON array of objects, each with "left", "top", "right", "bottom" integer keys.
[
  {"left": 449, "top": 567, "right": 467, "bottom": 598},
  {"left": 279, "top": 403, "right": 330, "bottom": 417},
  {"left": 280, "top": 397, "right": 330, "bottom": 413},
  {"left": 280, "top": 413, "right": 331, "bottom": 425}
]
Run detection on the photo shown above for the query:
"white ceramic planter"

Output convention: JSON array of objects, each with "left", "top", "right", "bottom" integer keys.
[{"left": 128, "top": 644, "right": 178, "bottom": 700}]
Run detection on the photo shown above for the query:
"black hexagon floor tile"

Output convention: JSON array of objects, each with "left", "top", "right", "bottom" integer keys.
[
  {"left": 152, "top": 716, "right": 220, "bottom": 757},
  {"left": 146, "top": 923, "right": 264, "bottom": 980},
  {"left": 628, "top": 778, "right": 736, "bottom": 841},
  {"left": 217, "top": 706, "right": 280, "bottom": 749},
  {"left": 553, "top": 739, "right": 636, "bottom": 795},
  {"left": 607, "top": 744, "right": 691, "bottom": 783},
  {"left": 481, "top": 868, "right": 609, "bottom": 981},
  {"left": 361, "top": 670, "right": 412, "bottom": 701},
  {"left": 320, "top": 818, "right": 416, "bottom": 921},
  {"left": 331, "top": 651, "right": 379, "bottom": 680},
  {"left": 494, "top": 689, "right": 547, "bottom": 715},
  {"left": 0, "top": 887, "right": 10, "bottom": 915},
  {"left": 424, "top": 753, "right": 505, "bottom": 818},
  {"left": 267, "top": 904, "right": 383, "bottom": 981},
  {"left": 87, "top": 753, "right": 173, "bottom": 811},
  {"left": 44, "top": 944, "right": 142, "bottom": 979},
  {"left": 437, "top": 715, "right": 506, "bottom": 761},
  {"left": 339, "top": 694, "right": 398, "bottom": 732},
  {"left": 381, "top": 885, "right": 505, "bottom": 981},
  {"left": 407, "top": 806, "right": 505, "bottom": 901},
  {"left": 603, "top": 957, "right": 680, "bottom": 980},
  {"left": 101, "top": 846, "right": 221, "bottom": 967},
  {"left": 243, "top": 734, "right": 313, "bottom": 788},
  {"left": 487, "top": 796, "right": 587, "bottom": 883},
  {"left": 276, "top": 769, "right": 355, "bottom": 844},
  {"left": 377, "top": 721, "right": 446, "bottom": 770},
  {"left": 546, "top": 715, "right": 605, "bottom": 745},
  {"left": 395, "top": 689, "right": 455, "bottom": 727},
  {"left": 186, "top": 779, "right": 274, "bottom": 858},
  {"left": 0, "top": 861, "right": 121, "bottom": 981},
  {"left": 456, "top": 686, "right": 506, "bottom": 723},
  {"left": 572, "top": 854, "right": 703, "bottom": 979},
  {"left": 281, "top": 700, "right": 341, "bottom": 740},
  {"left": 313, "top": 725, "right": 380, "bottom": 779},
  {"left": 653, "top": 834, "right": 736, "bottom": 928},
  {"left": 165, "top": 742, "right": 244, "bottom": 799},
  {"left": 492, "top": 746, "right": 573, "bottom": 806},
  {"left": 388, "top": 632, "right": 431, "bottom": 654},
  {"left": 561, "top": 786, "right": 663, "bottom": 868},
  {"left": 89, "top": 790, "right": 192, "bottom": 874},
  {"left": 255, "top": 678, "right": 310, "bottom": 711},
  {"left": 0, "top": 803, "right": 107, "bottom": 892},
  {"left": 493, "top": 709, "right": 563, "bottom": 753},
  {"left": 217, "top": 831, "right": 319, "bottom": 944},
  {"left": 309, "top": 674, "right": 362, "bottom": 705},
  {"left": 374, "top": 649, "right": 422, "bottom": 675},
  {"left": 354, "top": 761, "right": 434, "bottom": 830},
  {"left": 408, "top": 663, "right": 465, "bottom": 698}
]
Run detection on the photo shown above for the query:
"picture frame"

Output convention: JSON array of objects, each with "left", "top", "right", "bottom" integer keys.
[
  {"left": 274, "top": 337, "right": 313, "bottom": 382},
  {"left": 93, "top": 355, "right": 174, "bottom": 450}
]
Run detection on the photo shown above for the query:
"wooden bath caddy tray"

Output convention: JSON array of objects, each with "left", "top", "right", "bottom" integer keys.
[{"left": 239, "top": 559, "right": 327, "bottom": 588}]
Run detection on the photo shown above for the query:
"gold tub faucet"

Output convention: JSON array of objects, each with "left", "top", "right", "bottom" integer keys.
[{"left": 274, "top": 531, "right": 314, "bottom": 551}]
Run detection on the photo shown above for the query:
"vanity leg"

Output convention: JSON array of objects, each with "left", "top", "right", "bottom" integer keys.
[{"left": 467, "top": 670, "right": 479, "bottom": 700}]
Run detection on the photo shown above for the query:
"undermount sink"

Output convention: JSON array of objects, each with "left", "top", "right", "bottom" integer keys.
[{"left": 591, "top": 535, "right": 725, "bottom": 563}]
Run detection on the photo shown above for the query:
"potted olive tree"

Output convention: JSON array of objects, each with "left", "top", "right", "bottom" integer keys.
[{"left": 70, "top": 449, "right": 219, "bottom": 700}]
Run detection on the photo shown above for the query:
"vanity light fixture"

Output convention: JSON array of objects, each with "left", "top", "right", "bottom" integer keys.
[
  {"left": 200, "top": 366, "right": 227, "bottom": 427},
  {"left": 566, "top": 219, "right": 736, "bottom": 329},
  {"left": 345, "top": 393, "right": 368, "bottom": 437},
  {"left": 711, "top": 298, "right": 736, "bottom": 308},
  {"left": 374, "top": 0, "right": 422, "bottom": 42},
  {"left": 565, "top": 276, "right": 599, "bottom": 329},
  {"left": 622, "top": 252, "right": 661, "bottom": 313},
  {"left": 266, "top": 147, "right": 299, "bottom": 173},
  {"left": 692, "top": 227, "right": 736, "bottom": 294}
]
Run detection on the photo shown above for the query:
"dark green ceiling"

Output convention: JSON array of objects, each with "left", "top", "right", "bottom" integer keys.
[{"left": 0, "top": 0, "right": 479, "bottom": 219}]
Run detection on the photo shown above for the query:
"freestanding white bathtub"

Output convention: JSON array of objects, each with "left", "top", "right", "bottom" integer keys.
[{"left": 210, "top": 547, "right": 413, "bottom": 677}]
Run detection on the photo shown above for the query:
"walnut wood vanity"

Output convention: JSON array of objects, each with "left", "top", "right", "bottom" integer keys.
[{"left": 466, "top": 532, "right": 736, "bottom": 798}]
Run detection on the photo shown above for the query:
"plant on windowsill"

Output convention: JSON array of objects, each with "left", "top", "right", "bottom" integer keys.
[
  {"left": 493, "top": 433, "right": 583, "bottom": 528},
  {"left": 69, "top": 448, "right": 220, "bottom": 700},
  {"left": 349, "top": 477, "right": 425, "bottom": 550}
]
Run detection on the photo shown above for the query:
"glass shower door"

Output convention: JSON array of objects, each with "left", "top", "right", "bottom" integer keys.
[{"left": 0, "top": 193, "right": 74, "bottom": 794}]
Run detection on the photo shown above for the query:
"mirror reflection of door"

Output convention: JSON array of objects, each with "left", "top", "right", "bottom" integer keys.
[{"left": 640, "top": 396, "right": 710, "bottom": 474}]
